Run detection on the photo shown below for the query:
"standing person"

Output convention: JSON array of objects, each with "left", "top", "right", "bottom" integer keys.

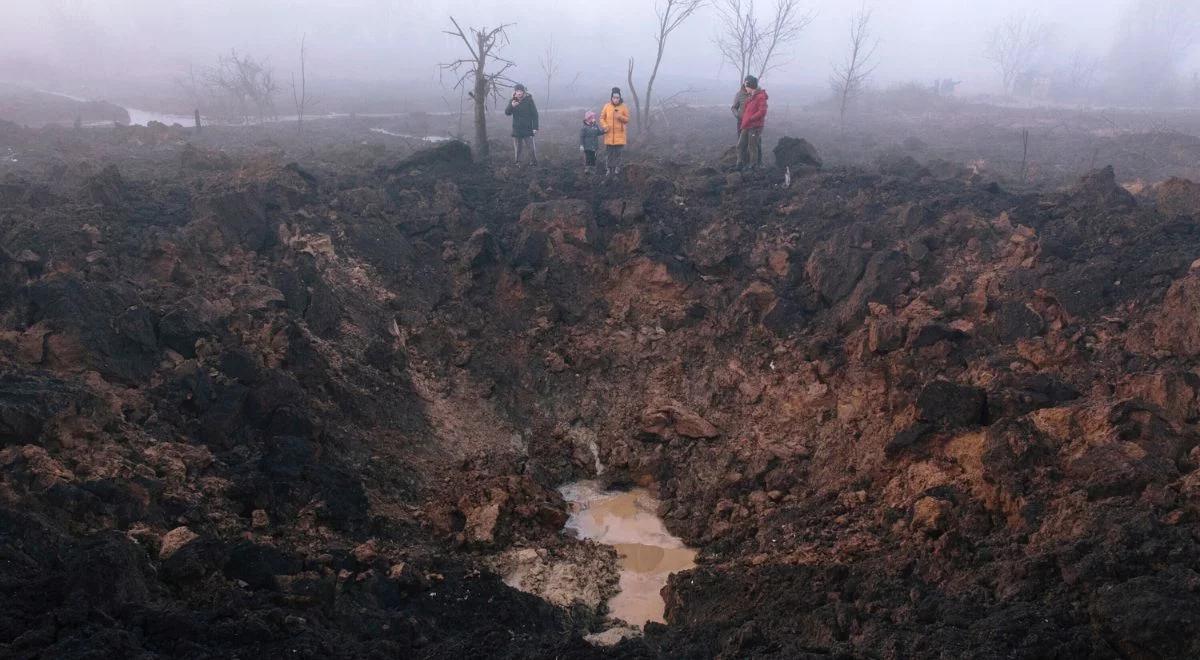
[
  {"left": 600, "top": 87, "right": 630, "bottom": 176},
  {"left": 505, "top": 83, "right": 539, "bottom": 166},
  {"left": 731, "top": 84, "right": 750, "bottom": 139},
  {"left": 579, "top": 111, "right": 605, "bottom": 175},
  {"left": 737, "top": 76, "right": 768, "bottom": 171}
]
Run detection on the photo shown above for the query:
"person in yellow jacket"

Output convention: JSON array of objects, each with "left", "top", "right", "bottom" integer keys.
[{"left": 599, "top": 87, "right": 630, "bottom": 176}]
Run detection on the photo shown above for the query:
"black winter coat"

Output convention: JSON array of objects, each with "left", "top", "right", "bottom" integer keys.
[
  {"left": 580, "top": 123, "right": 604, "bottom": 151},
  {"left": 505, "top": 95, "right": 539, "bottom": 138}
]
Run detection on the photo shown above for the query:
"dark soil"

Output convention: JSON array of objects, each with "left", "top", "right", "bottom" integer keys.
[
  {"left": 0, "top": 84, "right": 130, "bottom": 127},
  {"left": 3, "top": 109, "right": 1200, "bottom": 658}
]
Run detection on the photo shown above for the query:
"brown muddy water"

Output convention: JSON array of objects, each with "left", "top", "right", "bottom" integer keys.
[{"left": 560, "top": 481, "right": 697, "bottom": 626}]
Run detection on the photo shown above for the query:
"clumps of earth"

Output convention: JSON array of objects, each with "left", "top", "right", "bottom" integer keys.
[{"left": 3, "top": 121, "right": 1200, "bottom": 659}]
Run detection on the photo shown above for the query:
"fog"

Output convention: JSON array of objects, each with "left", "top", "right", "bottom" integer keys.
[{"left": 2, "top": 0, "right": 1198, "bottom": 109}]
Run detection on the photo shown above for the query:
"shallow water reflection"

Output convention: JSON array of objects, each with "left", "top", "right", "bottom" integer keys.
[{"left": 560, "top": 481, "right": 697, "bottom": 626}]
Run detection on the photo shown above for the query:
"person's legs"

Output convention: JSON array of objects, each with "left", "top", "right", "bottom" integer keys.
[
  {"left": 610, "top": 146, "right": 623, "bottom": 173},
  {"left": 513, "top": 137, "right": 523, "bottom": 164},
  {"left": 736, "top": 129, "right": 750, "bottom": 168},
  {"left": 605, "top": 146, "right": 616, "bottom": 174},
  {"left": 750, "top": 128, "right": 763, "bottom": 169},
  {"left": 528, "top": 136, "right": 539, "bottom": 164}
]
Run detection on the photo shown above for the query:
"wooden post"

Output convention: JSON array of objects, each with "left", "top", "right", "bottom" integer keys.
[{"left": 1020, "top": 129, "right": 1029, "bottom": 183}]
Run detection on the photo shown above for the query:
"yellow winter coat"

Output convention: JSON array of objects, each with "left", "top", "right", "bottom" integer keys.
[{"left": 600, "top": 102, "right": 630, "bottom": 146}]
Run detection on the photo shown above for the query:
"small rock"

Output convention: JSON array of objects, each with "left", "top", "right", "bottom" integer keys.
[
  {"left": 773, "top": 136, "right": 822, "bottom": 170},
  {"left": 838, "top": 490, "right": 868, "bottom": 508},
  {"left": 585, "top": 626, "right": 643, "bottom": 647},
  {"left": 14, "top": 249, "right": 41, "bottom": 264},
  {"left": 463, "top": 501, "right": 503, "bottom": 545},
  {"left": 387, "top": 562, "right": 418, "bottom": 586},
  {"left": 868, "top": 316, "right": 905, "bottom": 354},
  {"left": 352, "top": 539, "right": 379, "bottom": 564},
  {"left": 251, "top": 509, "right": 269, "bottom": 529},
  {"left": 159, "top": 526, "right": 199, "bottom": 560},
  {"left": 911, "top": 496, "right": 951, "bottom": 535},
  {"left": 917, "top": 381, "right": 987, "bottom": 427},
  {"left": 639, "top": 402, "right": 720, "bottom": 440},
  {"left": 885, "top": 422, "right": 935, "bottom": 457},
  {"left": 905, "top": 240, "right": 930, "bottom": 262}
]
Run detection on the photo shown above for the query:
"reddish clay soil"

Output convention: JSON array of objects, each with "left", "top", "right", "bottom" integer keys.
[{"left": 3, "top": 111, "right": 1200, "bottom": 658}]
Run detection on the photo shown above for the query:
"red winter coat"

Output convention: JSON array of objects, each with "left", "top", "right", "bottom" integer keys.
[{"left": 740, "top": 89, "right": 768, "bottom": 131}]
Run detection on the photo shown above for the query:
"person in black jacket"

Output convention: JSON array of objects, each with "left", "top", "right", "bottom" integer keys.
[
  {"left": 504, "top": 83, "right": 539, "bottom": 166},
  {"left": 731, "top": 85, "right": 750, "bottom": 139}
]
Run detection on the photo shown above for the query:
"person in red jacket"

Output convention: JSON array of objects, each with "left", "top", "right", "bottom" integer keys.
[{"left": 737, "top": 75, "right": 768, "bottom": 171}]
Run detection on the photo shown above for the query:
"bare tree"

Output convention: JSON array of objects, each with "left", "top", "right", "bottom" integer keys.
[
  {"left": 984, "top": 13, "right": 1050, "bottom": 96},
  {"left": 441, "top": 17, "right": 516, "bottom": 161},
  {"left": 716, "top": 0, "right": 814, "bottom": 83},
  {"left": 1058, "top": 49, "right": 1100, "bottom": 101},
  {"left": 653, "top": 86, "right": 701, "bottom": 129},
  {"left": 204, "top": 51, "right": 279, "bottom": 123},
  {"left": 755, "top": 0, "right": 816, "bottom": 79},
  {"left": 627, "top": 0, "right": 707, "bottom": 135},
  {"left": 714, "top": 0, "right": 761, "bottom": 84},
  {"left": 539, "top": 40, "right": 560, "bottom": 110},
  {"left": 626, "top": 58, "right": 642, "bottom": 128},
  {"left": 566, "top": 72, "right": 583, "bottom": 99},
  {"left": 829, "top": 3, "right": 878, "bottom": 128},
  {"left": 291, "top": 35, "right": 312, "bottom": 133},
  {"left": 716, "top": 0, "right": 816, "bottom": 88}
]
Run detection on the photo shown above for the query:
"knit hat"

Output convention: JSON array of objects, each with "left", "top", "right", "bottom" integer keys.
[
  {"left": 514, "top": 83, "right": 527, "bottom": 92},
  {"left": 743, "top": 75, "right": 759, "bottom": 89},
  {"left": 584, "top": 111, "right": 597, "bottom": 123}
]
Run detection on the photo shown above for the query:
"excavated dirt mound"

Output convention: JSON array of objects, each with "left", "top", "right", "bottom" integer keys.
[
  {"left": 2, "top": 128, "right": 1200, "bottom": 658},
  {"left": 773, "top": 136, "right": 823, "bottom": 171}
]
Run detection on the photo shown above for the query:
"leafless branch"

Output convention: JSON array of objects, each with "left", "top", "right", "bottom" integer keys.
[
  {"left": 290, "top": 34, "right": 313, "bottom": 132},
  {"left": 714, "top": 0, "right": 761, "bottom": 83},
  {"left": 716, "top": 0, "right": 814, "bottom": 84},
  {"left": 659, "top": 86, "right": 701, "bottom": 107},
  {"left": 203, "top": 50, "right": 279, "bottom": 124},
  {"left": 439, "top": 17, "right": 516, "bottom": 160},
  {"left": 984, "top": 12, "right": 1050, "bottom": 96},
  {"left": 538, "top": 39, "right": 560, "bottom": 109},
  {"left": 632, "top": 0, "right": 707, "bottom": 134},
  {"left": 757, "top": 0, "right": 816, "bottom": 78},
  {"left": 829, "top": 3, "right": 878, "bottom": 129}
]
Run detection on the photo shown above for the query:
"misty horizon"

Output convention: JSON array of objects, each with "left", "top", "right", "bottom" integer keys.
[{"left": 2, "top": 1, "right": 1199, "bottom": 112}]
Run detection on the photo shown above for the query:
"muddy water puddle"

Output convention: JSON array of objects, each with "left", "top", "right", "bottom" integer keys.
[{"left": 560, "top": 481, "right": 697, "bottom": 627}]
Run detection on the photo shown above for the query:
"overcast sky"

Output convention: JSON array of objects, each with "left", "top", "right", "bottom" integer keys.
[{"left": 1, "top": 0, "right": 1196, "bottom": 101}]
